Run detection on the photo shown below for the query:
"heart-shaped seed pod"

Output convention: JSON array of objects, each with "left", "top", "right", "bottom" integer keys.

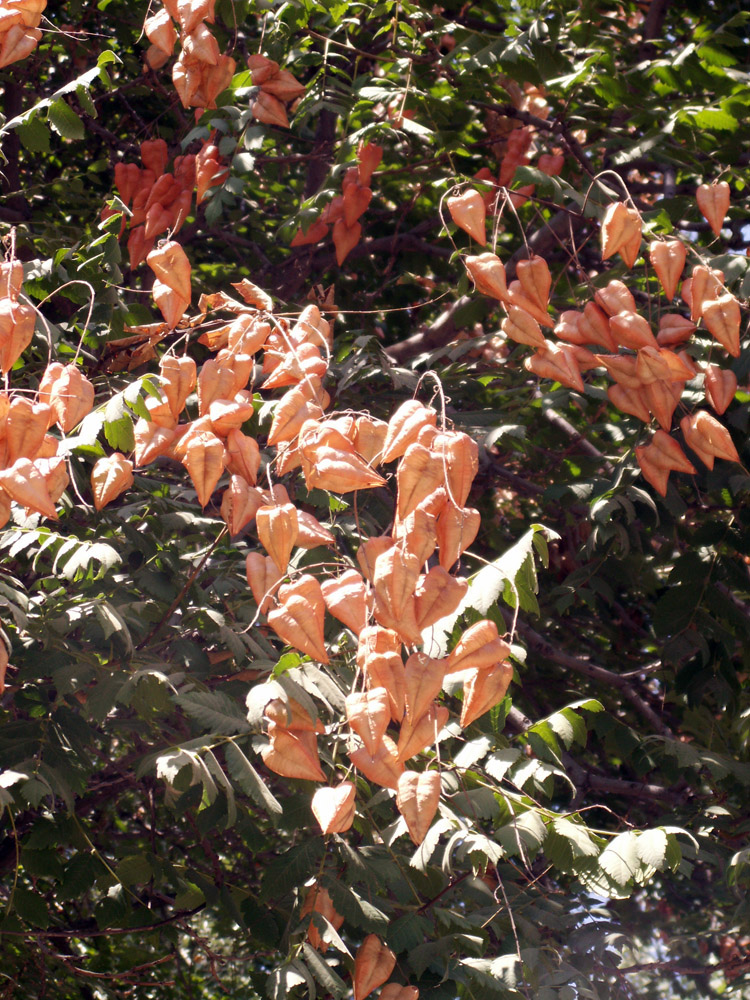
[
  {"left": 345, "top": 687, "right": 390, "bottom": 756},
  {"left": 460, "top": 662, "right": 514, "bottom": 727},
  {"left": 649, "top": 240, "right": 687, "bottom": 301},
  {"left": 91, "top": 453, "right": 134, "bottom": 511},
  {"left": 261, "top": 727, "right": 325, "bottom": 781},
  {"left": 396, "top": 770, "right": 441, "bottom": 845},
  {"left": 447, "top": 189, "right": 486, "bottom": 245},
  {"left": 696, "top": 181, "right": 730, "bottom": 237},
  {"left": 311, "top": 782, "right": 356, "bottom": 834},
  {"left": 256, "top": 502, "right": 299, "bottom": 573},
  {"left": 703, "top": 365, "right": 737, "bottom": 415}
]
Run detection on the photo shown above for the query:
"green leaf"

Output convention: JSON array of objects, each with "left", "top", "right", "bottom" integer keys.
[
  {"left": 16, "top": 118, "right": 50, "bottom": 153},
  {"left": 599, "top": 831, "right": 639, "bottom": 886},
  {"left": 636, "top": 828, "right": 668, "bottom": 870},
  {"left": 177, "top": 690, "right": 252, "bottom": 734},
  {"left": 117, "top": 854, "right": 153, "bottom": 885},
  {"left": 12, "top": 888, "right": 49, "bottom": 929},
  {"left": 301, "top": 944, "right": 349, "bottom": 998},
  {"left": 321, "top": 875, "right": 389, "bottom": 932},
  {"left": 224, "top": 742, "right": 282, "bottom": 815},
  {"left": 47, "top": 99, "right": 86, "bottom": 140}
]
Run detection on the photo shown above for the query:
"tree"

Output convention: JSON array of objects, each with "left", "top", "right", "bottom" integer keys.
[{"left": 1, "top": 1, "right": 749, "bottom": 998}]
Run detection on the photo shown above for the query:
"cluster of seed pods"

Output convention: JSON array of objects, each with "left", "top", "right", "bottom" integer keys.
[
  {"left": 460, "top": 182, "right": 743, "bottom": 496},
  {"left": 291, "top": 142, "right": 384, "bottom": 266},
  {"left": 0, "top": 262, "right": 98, "bottom": 523},
  {"left": 107, "top": 138, "right": 228, "bottom": 269},
  {"left": 143, "top": 0, "right": 235, "bottom": 109}
]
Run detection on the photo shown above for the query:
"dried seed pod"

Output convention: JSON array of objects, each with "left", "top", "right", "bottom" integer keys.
[
  {"left": 414, "top": 567, "right": 467, "bottom": 629},
  {"left": 224, "top": 429, "right": 261, "bottom": 486},
  {"left": 435, "top": 502, "right": 480, "bottom": 570},
  {"left": 680, "top": 410, "right": 740, "bottom": 469},
  {"left": 578, "top": 302, "right": 618, "bottom": 352},
  {"left": 268, "top": 384, "right": 324, "bottom": 447},
  {"left": 446, "top": 620, "right": 511, "bottom": 674},
  {"left": 345, "top": 687, "right": 390, "bottom": 756},
  {"left": 356, "top": 626, "right": 401, "bottom": 668},
  {"left": 704, "top": 365, "right": 737, "bottom": 415},
  {"left": 91, "top": 453, "right": 134, "bottom": 510},
  {"left": 702, "top": 294, "right": 741, "bottom": 357},
  {"left": 447, "top": 189, "right": 486, "bottom": 245},
  {"left": 696, "top": 181, "right": 730, "bottom": 237},
  {"left": 643, "top": 381, "right": 682, "bottom": 431},
  {"left": 245, "top": 552, "right": 282, "bottom": 614},
  {"left": 305, "top": 446, "right": 386, "bottom": 493},
  {"left": 396, "top": 443, "right": 445, "bottom": 519},
  {"left": 379, "top": 986, "right": 419, "bottom": 1000},
  {"left": 397, "top": 703, "right": 449, "bottom": 762},
  {"left": 321, "top": 569, "right": 369, "bottom": 635},
  {"left": 301, "top": 884, "right": 344, "bottom": 952},
  {"left": 147, "top": 241, "right": 191, "bottom": 301},
  {"left": 381, "top": 401, "right": 437, "bottom": 464},
  {"left": 261, "top": 726, "right": 325, "bottom": 781},
  {"left": 431, "top": 431, "right": 478, "bottom": 508},
  {"left": 332, "top": 218, "right": 362, "bottom": 266},
  {"left": 372, "top": 546, "right": 421, "bottom": 621},
  {"left": 0, "top": 260, "right": 24, "bottom": 300},
  {"left": 134, "top": 420, "right": 176, "bottom": 467},
  {"left": 403, "top": 652, "right": 446, "bottom": 724},
  {"left": 267, "top": 574, "right": 328, "bottom": 663},
  {"left": 601, "top": 202, "right": 640, "bottom": 261},
  {"left": 607, "top": 383, "right": 651, "bottom": 423},
  {"left": 311, "top": 782, "right": 356, "bottom": 834},
  {"left": 353, "top": 415, "right": 388, "bottom": 464},
  {"left": 656, "top": 314, "right": 696, "bottom": 348},
  {"left": 46, "top": 364, "right": 95, "bottom": 433},
  {"left": 501, "top": 306, "right": 546, "bottom": 350},
  {"left": 609, "top": 312, "right": 658, "bottom": 351},
  {"left": 343, "top": 183, "right": 372, "bottom": 227},
  {"left": 465, "top": 252, "right": 508, "bottom": 301},
  {"left": 506, "top": 282, "right": 555, "bottom": 328},
  {"left": 690, "top": 266, "right": 724, "bottom": 323},
  {"left": 182, "top": 431, "right": 225, "bottom": 507},
  {"left": 394, "top": 508, "right": 437, "bottom": 568},
  {"left": 0, "top": 299, "right": 35, "bottom": 373},
  {"left": 349, "top": 735, "right": 403, "bottom": 790},
  {"left": 594, "top": 279, "right": 636, "bottom": 317},
  {"left": 362, "top": 650, "right": 406, "bottom": 723},
  {"left": 371, "top": 592, "right": 423, "bottom": 647},
  {"left": 256, "top": 502, "right": 299, "bottom": 573},
  {"left": 357, "top": 536, "right": 395, "bottom": 582},
  {"left": 357, "top": 142, "right": 383, "bottom": 186},
  {"left": 6, "top": 397, "right": 51, "bottom": 463},
  {"left": 396, "top": 770, "right": 441, "bottom": 845},
  {"left": 516, "top": 255, "right": 551, "bottom": 311},
  {"left": 251, "top": 90, "right": 289, "bottom": 128},
  {"left": 460, "top": 662, "right": 514, "bottom": 727},
  {"left": 525, "top": 344, "right": 585, "bottom": 393},
  {"left": 220, "top": 476, "right": 264, "bottom": 535},
  {"left": 0, "top": 458, "right": 58, "bottom": 519},
  {"left": 554, "top": 311, "right": 587, "bottom": 346},
  {"left": 296, "top": 511, "right": 335, "bottom": 549},
  {"left": 152, "top": 279, "right": 190, "bottom": 329},
  {"left": 635, "top": 429, "right": 696, "bottom": 496},
  {"left": 649, "top": 240, "right": 687, "bottom": 301},
  {"left": 596, "top": 353, "right": 642, "bottom": 390}
]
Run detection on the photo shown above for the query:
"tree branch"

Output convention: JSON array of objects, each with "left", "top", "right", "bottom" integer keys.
[{"left": 509, "top": 615, "right": 673, "bottom": 737}]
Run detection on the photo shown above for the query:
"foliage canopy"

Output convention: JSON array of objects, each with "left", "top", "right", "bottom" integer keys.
[{"left": 1, "top": 1, "right": 750, "bottom": 998}]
